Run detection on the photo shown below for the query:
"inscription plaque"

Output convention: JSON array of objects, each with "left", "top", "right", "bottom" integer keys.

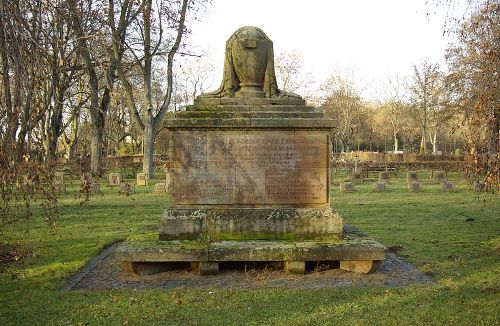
[{"left": 170, "top": 131, "right": 329, "bottom": 206}]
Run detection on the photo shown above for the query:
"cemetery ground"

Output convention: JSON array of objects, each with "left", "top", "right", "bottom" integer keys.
[{"left": 0, "top": 170, "right": 498, "bottom": 325}]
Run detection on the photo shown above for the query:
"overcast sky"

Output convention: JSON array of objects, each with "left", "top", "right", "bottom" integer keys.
[{"left": 185, "top": 0, "right": 468, "bottom": 101}]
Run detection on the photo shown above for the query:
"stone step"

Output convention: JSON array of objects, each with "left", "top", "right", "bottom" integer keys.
[
  {"left": 185, "top": 105, "right": 316, "bottom": 113},
  {"left": 176, "top": 110, "right": 323, "bottom": 119},
  {"left": 193, "top": 97, "right": 306, "bottom": 106}
]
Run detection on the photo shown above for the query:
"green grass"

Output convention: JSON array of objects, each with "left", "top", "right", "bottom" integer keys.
[{"left": 0, "top": 172, "right": 499, "bottom": 325}]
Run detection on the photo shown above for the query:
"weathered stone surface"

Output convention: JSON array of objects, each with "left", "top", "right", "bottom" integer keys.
[
  {"left": 53, "top": 172, "right": 65, "bottom": 193},
  {"left": 198, "top": 26, "right": 299, "bottom": 100},
  {"left": 116, "top": 225, "right": 387, "bottom": 274},
  {"left": 340, "top": 260, "right": 381, "bottom": 274},
  {"left": 284, "top": 261, "right": 305, "bottom": 274},
  {"left": 109, "top": 173, "right": 121, "bottom": 186},
  {"left": 159, "top": 208, "right": 343, "bottom": 240},
  {"left": 373, "top": 181, "right": 387, "bottom": 191},
  {"left": 199, "top": 262, "right": 219, "bottom": 275},
  {"left": 434, "top": 170, "right": 446, "bottom": 183},
  {"left": 408, "top": 181, "right": 422, "bottom": 192},
  {"left": 170, "top": 130, "right": 330, "bottom": 207},
  {"left": 116, "top": 240, "right": 208, "bottom": 262},
  {"left": 407, "top": 171, "right": 418, "bottom": 181},
  {"left": 208, "top": 241, "right": 296, "bottom": 261},
  {"left": 442, "top": 181, "right": 454, "bottom": 192},
  {"left": 340, "top": 182, "right": 354, "bottom": 192},
  {"left": 351, "top": 172, "right": 363, "bottom": 185},
  {"left": 155, "top": 183, "right": 167, "bottom": 193},
  {"left": 379, "top": 171, "right": 389, "bottom": 182},
  {"left": 294, "top": 239, "right": 386, "bottom": 261},
  {"left": 119, "top": 183, "right": 135, "bottom": 195},
  {"left": 137, "top": 173, "right": 148, "bottom": 186}
]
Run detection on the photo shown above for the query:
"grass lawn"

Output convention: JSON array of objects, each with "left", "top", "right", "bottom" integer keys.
[{"left": 0, "top": 171, "right": 499, "bottom": 325}]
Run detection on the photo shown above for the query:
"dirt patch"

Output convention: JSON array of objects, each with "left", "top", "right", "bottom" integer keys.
[{"left": 0, "top": 243, "right": 32, "bottom": 272}]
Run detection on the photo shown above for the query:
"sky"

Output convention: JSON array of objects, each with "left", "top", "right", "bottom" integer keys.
[{"left": 185, "top": 0, "right": 467, "bottom": 101}]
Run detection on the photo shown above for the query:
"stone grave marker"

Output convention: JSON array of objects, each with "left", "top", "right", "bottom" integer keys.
[
  {"left": 340, "top": 181, "right": 355, "bottom": 192},
  {"left": 53, "top": 172, "right": 66, "bottom": 193},
  {"left": 155, "top": 183, "right": 167, "bottom": 193},
  {"left": 379, "top": 171, "right": 389, "bottom": 183},
  {"left": 116, "top": 26, "right": 386, "bottom": 276},
  {"left": 408, "top": 181, "right": 422, "bottom": 192},
  {"left": 407, "top": 171, "right": 418, "bottom": 182},
  {"left": 109, "top": 173, "right": 121, "bottom": 187},
  {"left": 119, "top": 183, "right": 135, "bottom": 195},
  {"left": 434, "top": 170, "right": 446, "bottom": 183},
  {"left": 442, "top": 181, "right": 454, "bottom": 192},
  {"left": 136, "top": 173, "right": 148, "bottom": 186},
  {"left": 351, "top": 171, "right": 363, "bottom": 185},
  {"left": 373, "top": 181, "right": 387, "bottom": 191},
  {"left": 81, "top": 173, "right": 101, "bottom": 195}
]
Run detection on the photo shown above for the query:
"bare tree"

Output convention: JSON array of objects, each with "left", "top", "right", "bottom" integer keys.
[
  {"left": 69, "top": 0, "right": 134, "bottom": 176},
  {"left": 275, "top": 49, "right": 314, "bottom": 98},
  {"left": 111, "top": 0, "right": 194, "bottom": 178},
  {"left": 409, "top": 61, "right": 443, "bottom": 154},
  {"left": 320, "top": 73, "right": 364, "bottom": 153}
]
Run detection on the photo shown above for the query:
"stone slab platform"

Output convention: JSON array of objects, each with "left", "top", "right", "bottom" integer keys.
[
  {"left": 116, "top": 225, "right": 386, "bottom": 275},
  {"left": 159, "top": 208, "right": 343, "bottom": 241}
]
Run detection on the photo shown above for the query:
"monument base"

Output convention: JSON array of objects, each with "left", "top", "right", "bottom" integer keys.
[
  {"left": 159, "top": 208, "right": 343, "bottom": 241},
  {"left": 116, "top": 225, "right": 386, "bottom": 275}
]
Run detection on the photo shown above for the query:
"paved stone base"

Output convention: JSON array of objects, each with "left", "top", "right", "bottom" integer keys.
[
  {"left": 117, "top": 225, "right": 386, "bottom": 275},
  {"left": 159, "top": 208, "right": 343, "bottom": 241},
  {"left": 64, "top": 244, "right": 433, "bottom": 291}
]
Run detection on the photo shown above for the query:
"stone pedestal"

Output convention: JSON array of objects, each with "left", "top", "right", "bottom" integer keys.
[{"left": 163, "top": 97, "right": 339, "bottom": 238}]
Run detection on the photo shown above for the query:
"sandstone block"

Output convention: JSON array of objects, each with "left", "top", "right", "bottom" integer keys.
[
  {"left": 199, "top": 262, "right": 219, "bottom": 275},
  {"left": 155, "top": 183, "right": 167, "bottom": 193},
  {"left": 284, "top": 261, "right": 305, "bottom": 274},
  {"left": 340, "top": 260, "right": 381, "bottom": 274},
  {"left": 137, "top": 173, "right": 148, "bottom": 186}
]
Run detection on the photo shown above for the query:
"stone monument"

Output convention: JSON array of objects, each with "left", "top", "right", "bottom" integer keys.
[{"left": 116, "top": 26, "right": 385, "bottom": 275}]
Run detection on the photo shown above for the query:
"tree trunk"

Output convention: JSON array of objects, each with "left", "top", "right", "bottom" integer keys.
[
  {"left": 90, "top": 113, "right": 104, "bottom": 176},
  {"left": 143, "top": 122, "right": 155, "bottom": 178}
]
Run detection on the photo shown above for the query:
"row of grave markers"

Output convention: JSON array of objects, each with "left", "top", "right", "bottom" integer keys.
[
  {"left": 51, "top": 172, "right": 170, "bottom": 195},
  {"left": 340, "top": 170, "right": 455, "bottom": 192}
]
